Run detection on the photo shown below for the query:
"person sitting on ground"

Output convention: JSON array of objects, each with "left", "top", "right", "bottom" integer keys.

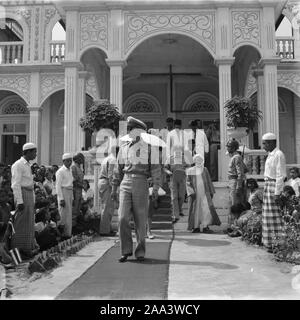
[
  {"left": 1, "top": 180, "right": 14, "bottom": 210},
  {"left": 286, "top": 167, "right": 300, "bottom": 197},
  {"left": 280, "top": 185, "right": 300, "bottom": 218},
  {"left": 76, "top": 201, "right": 99, "bottom": 235},
  {"left": 227, "top": 203, "right": 250, "bottom": 237},
  {"left": 34, "top": 206, "right": 59, "bottom": 251},
  {"left": 82, "top": 179, "right": 94, "bottom": 202},
  {"left": 0, "top": 188, "right": 13, "bottom": 265},
  {"left": 34, "top": 169, "right": 47, "bottom": 197},
  {"left": 43, "top": 168, "right": 56, "bottom": 196}
]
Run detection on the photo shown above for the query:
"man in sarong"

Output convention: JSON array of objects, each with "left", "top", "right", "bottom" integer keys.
[
  {"left": 262, "top": 132, "right": 286, "bottom": 252},
  {"left": 56, "top": 153, "right": 73, "bottom": 239},
  {"left": 186, "top": 154, "right": 221, "bottom": 233},
  {"left": 11, "top": 142, "right": 39, "bottom": 258}
]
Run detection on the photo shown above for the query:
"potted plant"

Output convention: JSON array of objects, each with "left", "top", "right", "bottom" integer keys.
[{"left": 224, "top": 96, "right": 262, "bottom": 140}]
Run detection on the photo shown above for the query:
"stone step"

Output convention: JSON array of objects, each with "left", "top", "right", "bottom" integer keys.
[
  {"left": 151, "top": 221, "right": 173, "bottom": 230},
  {"left": 151, "top": 214, "right": 172, "bottom": 222}
]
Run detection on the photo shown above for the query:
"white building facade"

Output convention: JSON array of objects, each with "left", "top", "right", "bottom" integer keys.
[{"left": 0, "top": 0, "right": 300, "bottom": 182}]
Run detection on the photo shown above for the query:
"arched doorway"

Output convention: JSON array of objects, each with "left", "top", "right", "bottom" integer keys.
[
  {"left": 124, "top": 33, "right": 218, "bottom": 129},
  {"left": 0, "top": 91, "right": 28, "bottom": 164}
]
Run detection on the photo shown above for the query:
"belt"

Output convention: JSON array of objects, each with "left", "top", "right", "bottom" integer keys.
[
  {"left": 228, "top": 175, "right": 238, "bottom": 180},
  {"left": 62, "top": 186, "right": 73, "bottom": 190},
  {"left": 124, "top": 173, "right": 147, "bottom": 178},
  {"left": 264, "top": 177, "right": 276, "bottom": 181},
  {"left": 21, "top": 186, "right": 34, "bottom": 191}
]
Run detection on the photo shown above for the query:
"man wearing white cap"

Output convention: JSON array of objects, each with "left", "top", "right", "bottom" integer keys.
[
  {"left": 11, "top": 142, "right": 39, "bottom": 258},
  {"left": 56, "top": 153, "right": 73, "bottom": 238},
  {"left": 262, "top": 132, "right": 286, "bottom": 252}
]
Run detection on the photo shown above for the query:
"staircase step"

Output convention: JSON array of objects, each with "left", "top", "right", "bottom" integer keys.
[
  {"left": 155, "top": 208, "right": 172, "bottom": 215},
  {"left": 151, "top": 221, "right": 173, "bottom": 230},
  {"left": 151, "top": 214, "right": 172, "bottom": 222}
]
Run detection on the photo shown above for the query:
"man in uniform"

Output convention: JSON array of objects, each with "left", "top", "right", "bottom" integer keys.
[
  {"left": 261, "top": 132, "right": 286, "bottom": 252},
  {"left": 111, "top": 116, "right": 160, "bottom": 262},
  {"left": 11, "top": 142, "right": 39, "bottom": 258},
  {"left": 56, "top": 153, "right": 73, "bottom": 238}
]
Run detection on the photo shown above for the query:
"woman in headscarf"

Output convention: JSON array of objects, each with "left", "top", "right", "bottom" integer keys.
[{"left": 186, "top": 154, "right": 221, "bottom": 233}]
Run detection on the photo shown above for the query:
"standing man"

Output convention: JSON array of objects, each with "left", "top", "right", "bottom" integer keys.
[
  {"left": 11, "top": 142, "right": 38, "bottom": 258},
  {"left": 56, "top": 153, "right": 73, "bottom": 239},
  {"left": 71, "top": 153, "right": 84, "bottom": 228},
  {"left": 262, "top": 132, "right": 286, "bottom": 252},
  {"left": 111, "top": 116, "right": 160, "bottom": 262},
  {"left": 98, "top": 147, "right": 118, "bottom": 236}
]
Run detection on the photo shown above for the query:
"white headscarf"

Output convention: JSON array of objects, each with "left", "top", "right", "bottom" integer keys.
[{"left": 193, "top": 153, "right": 204, "bottom": 174}]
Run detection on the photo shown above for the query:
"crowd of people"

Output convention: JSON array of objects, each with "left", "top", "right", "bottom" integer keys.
[
  {"left": 226, "top": 133, "right": 300, "bottom": 255},
  {"left": 1, "top": 115, "right": 300, "bottom": 266}
]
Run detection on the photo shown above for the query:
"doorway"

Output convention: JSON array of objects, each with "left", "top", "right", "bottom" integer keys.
[{"left": 1, "top": 134, "right": 26, "bottom": 164}]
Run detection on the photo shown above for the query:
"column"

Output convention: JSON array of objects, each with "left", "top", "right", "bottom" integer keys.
[
  {"left": 28, "top": 72, "right": 41, "bottom": 161},
  {"left": 40, "top": 99, "right": 51, "bottom": 165},
  {"left": 294, "top": 94, "right": 300, "bottom": 163},
  {"left": 63, "top": 61, "right": 82, "bottom": 153},
  {"left": 253, "top": 69, "right": 265, "bottom": 147},
  {"left": 78, "top": 71, "right": 88, "bottom": 151},
  {"left": 259, "top": 58, "right": 280, "bottom": 141},
  {"left": 215, "top": 58, "right": 234, "bottom": 181},
  {"left": 106, "top": 59, "right": 127, "bottom": 113},
  {"left": 28, "top": 107, "right": 41, "bottom": 147}
]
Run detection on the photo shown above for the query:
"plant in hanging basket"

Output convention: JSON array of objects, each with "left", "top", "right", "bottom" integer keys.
[
  {"left": 224, "top": 96, "right": 262, "bottom": 131},
  {"left": 79, "top": 99, "right": 124, "bottom": 135}
]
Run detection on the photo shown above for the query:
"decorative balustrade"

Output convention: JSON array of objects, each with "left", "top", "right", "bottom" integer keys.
[
  {"left": 50, "top": 41, "right": 65, "bottom": 63},
  {"left": 0, "top": 42, "right": 23, "bottom": 64},
  {"left": 276, "top": 37, "right": 294, "bottom": 59},
  {"left": 244, "top": 149, "right": 267, "bottom": 179}
]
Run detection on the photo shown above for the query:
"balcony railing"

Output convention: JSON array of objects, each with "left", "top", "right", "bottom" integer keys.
[
  {"left": 50, "top": 41, "right": 65, "bottom": 63},
  {"left": 276, "top": 37, "right": 294, "bottom": 59},
  {"left": 244, "top": 149, "right": 267, "bottom": 179},
  {"left": 0, "top": 41, "right": 23, "bottom": 64}
]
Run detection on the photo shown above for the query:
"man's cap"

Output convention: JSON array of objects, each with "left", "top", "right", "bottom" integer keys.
[
  {"left": 226, "top": 138, "right": 239, "bottom": 149},
  {"left": 127, "top": 116, "right": 147, "bottom": 130},
  {"left": 62, "top": 153, "right": 73, "bottom": 160},
  {"left": 22, "top": 142, "right": 37, "bottom": 151},
  {"left": 262, "top": 132, "right": 276, "bottom": 141},
  {"left": 73, "top": 152, "right": 84, "bottom": 160},
  {"left": 174, "top": 119, "right": 182, "bottom": 126},
  {"left": 166, "top": 117, "right": 174, "bottom": 123}
]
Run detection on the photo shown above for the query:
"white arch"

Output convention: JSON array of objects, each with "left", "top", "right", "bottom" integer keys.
[
  {"left": 0, "top": 95, "right": 28, "bottom": 115},
  {"left": 232, "top": 43, "right": 262, "bottom": 59},
  {"left": 79, "top": 45, "right": 108, "bottom": 61},
  {"left": 3, "top": 10, "right": 30, "bottom": 63},
  {"left": 182, "top": 92, "right": 219, "bottom": 112},
  {"left": 123, "top": 92, "right": 162, "bottom": 114},
  {"left": 124, "top": 30, "right": 216, "bottom": 60},
  {"left": 40, "top": 87, "right": 65, "bottom": 106},
  {"left": 44, "top": 12, "right": 64, "bottom": 62}
]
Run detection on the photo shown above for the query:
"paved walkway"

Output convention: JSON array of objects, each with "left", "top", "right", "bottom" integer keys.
[{"left": 5, "top": 217, "right": 300, "bottom": 300}]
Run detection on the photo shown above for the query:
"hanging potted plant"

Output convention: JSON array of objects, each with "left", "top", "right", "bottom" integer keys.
[{"left": 224, "top": 96, "right": 262, "bottom": 140}]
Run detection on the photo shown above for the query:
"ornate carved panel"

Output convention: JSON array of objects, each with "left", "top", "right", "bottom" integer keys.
[
  {"left": 245, "top": 63, "right": 257, "bottom": 98},
  {"left": 182, "top": 92, "right": 219, "bottom": 112},
  {"left": 34, "top": 7, "right": 40, "bottom": 61},
  {"left": 40, "top": 73, "right": 65, "bottom": 103},
  {"left": 277, "top": 72, "right": 300, "bottom": 98},
  {"left": 124, "top": 93, "right": 162, "bottom": 114},
  {"left": 124, "top": 12, "right": 216, "bottom": 54},
  {"left": 232, "top": 10, "right": 261, "bottom": 48},
  {"left": 13, "top": 8, "right": 32, "bottom": 61},
  {"left": 80, "top": 13, "right": 108, "bottom": 50},
  {"left": 0, "top": 75, "right": 30, "bottom": 103},
  {"left": 3, "top": 104, "right": 28, "bottom": 114}
]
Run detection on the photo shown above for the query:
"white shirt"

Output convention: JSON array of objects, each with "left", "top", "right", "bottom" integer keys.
[
  {"left": 264, "top": 147, "right": 286, "bottom": 195},
  {"left": 55, "top": 165, "right": 73, "bottom": 202},
  {"left": 287, "top": 177, "right": 300, "bottom": 197},
  {"left": 82, "top": 188, "right": 94, "bottom": 201},
  {"left": 166, "top": 129, "right": 184, "bottom": 160},
  {"left": 194, "top": 129, "right": 209, "bottom": 158},
  {"left": 11, "top": 157, "right": 34, "bottom": 205}
]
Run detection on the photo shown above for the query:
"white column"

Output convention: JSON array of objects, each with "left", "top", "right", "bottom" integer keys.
[
  {"left": 78, "top": 71, "right": 88, "bottom": 151},
  {"left": 294, "top": 94, "right": 300, "bottom": 163},
  {"left": 40, "top": 99, "right": 51, "bottom": 165},
  {"left": 215, "top": 58, "right": 234, "bottom": 181},
  {"left": 28, "top": 72, "right": 41, "bottom": 161},
  {"left": 63, "top": 61, "right": 82, "bottom": 153},
  {"left": 259, "top": 58, "right": 281, "bottom": 141},
  {"left": 253, "top": 69, "right": 265, "bottom": 147},
  {"left": 106, "top": 59, "right": 127, "bottom": 113},
  {"left": 28, "top": 107, "right": 41, "bottom": 155}
]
